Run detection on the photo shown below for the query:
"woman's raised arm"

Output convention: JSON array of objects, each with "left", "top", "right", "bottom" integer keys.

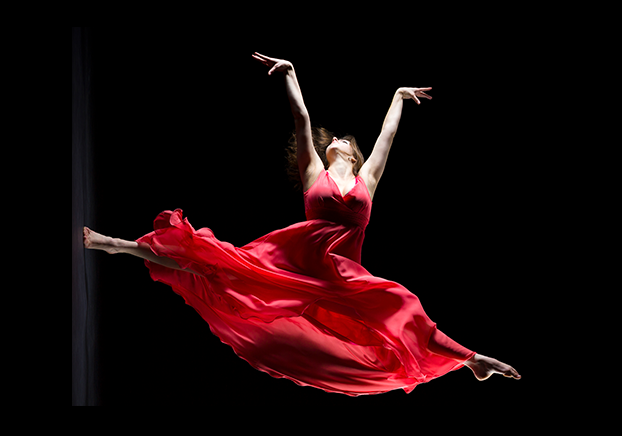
[
  {"left": 360, "top": 87, "right": 432, "bottom": 197},
  {"left": 252, "top": 53, "right": 323, "bottom": 190}
]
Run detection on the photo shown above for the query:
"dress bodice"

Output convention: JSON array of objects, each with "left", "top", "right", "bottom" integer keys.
[{"left": 304, "top": 169, "right": 372, "bottom": 229}]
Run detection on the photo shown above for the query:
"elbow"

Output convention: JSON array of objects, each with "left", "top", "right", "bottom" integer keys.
[{"left": 293, "top": 110, "right": 310, "bottom": 122}]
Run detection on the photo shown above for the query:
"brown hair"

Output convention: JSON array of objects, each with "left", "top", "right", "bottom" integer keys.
[{"left": 286, "top": 126, "right": 365, "bottom": 190}]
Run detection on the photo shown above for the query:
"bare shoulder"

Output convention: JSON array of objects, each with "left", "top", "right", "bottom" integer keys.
[{"left": 302, "top": 164, "right": 324, "bottom": 192}]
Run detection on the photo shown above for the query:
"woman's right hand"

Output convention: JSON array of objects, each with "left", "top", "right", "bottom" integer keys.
[
  {"left": 252, "top": 52, "right": 293, "bottom": 75},
  {"left": 397, "top": 87, "right": 433, "bottom": 105}
]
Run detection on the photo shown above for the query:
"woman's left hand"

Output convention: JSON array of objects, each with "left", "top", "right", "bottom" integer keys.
[
  {"left": 252, "top": 52, "right": 293, "bottom": 75},
  {"left": 398, "top": 87, "right": 432, "bottom": 105}
]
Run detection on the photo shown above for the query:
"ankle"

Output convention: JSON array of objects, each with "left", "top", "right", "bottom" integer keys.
[{"left": 465, "top": 353, "right": 481, "bottom": 367}]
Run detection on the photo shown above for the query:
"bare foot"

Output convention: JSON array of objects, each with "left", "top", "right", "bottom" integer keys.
[
  {"left": 465, "top": 354, "right": 521, "bottom": 381},
  {"left": 83, "top": 227, "right": 121, "bottom": 254}
]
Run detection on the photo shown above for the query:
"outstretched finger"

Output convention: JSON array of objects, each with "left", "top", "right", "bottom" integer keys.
[
  {"left": 252, "top": 54, "right": 268, "bottom": 65},
  {"left": 254, "top": 52, "right": 275, "bottom": 62},
  {"left": 419, "top": 91, "right": 432, "bottom": 100}
]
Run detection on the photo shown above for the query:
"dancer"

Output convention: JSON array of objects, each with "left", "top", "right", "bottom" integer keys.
[{"left": 84, "top": 52, "right": 519, "bottom": 396}]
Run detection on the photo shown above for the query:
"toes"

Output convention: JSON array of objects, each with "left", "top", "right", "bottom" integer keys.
[
  {"left": 83, "top": 227, "right": 94, "bottom": 248},
  {"left": 504, "top": 366, "right": 521, "bottom": 380}
]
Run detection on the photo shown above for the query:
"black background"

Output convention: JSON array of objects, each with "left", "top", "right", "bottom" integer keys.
[{"left": 78, "top": 25, "right": 545, "bottom": 412}]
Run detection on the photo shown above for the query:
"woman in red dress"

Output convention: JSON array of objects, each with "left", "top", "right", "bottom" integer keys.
[{"left": 84, "top": 52, "right": 520, "bottom": 396}]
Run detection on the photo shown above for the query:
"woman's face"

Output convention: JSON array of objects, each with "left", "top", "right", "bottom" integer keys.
[{"left": 326, "top": 137, "right": 354, "bottom": 163}]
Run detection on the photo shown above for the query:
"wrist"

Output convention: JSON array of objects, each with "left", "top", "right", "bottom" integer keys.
[{"left": 284, "top": 63, "right": 295, "bottom": 75}]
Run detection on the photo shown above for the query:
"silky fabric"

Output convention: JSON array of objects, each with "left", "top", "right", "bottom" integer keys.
[{"left": 137, "top": 169, "right": 475, "bottom": 396}]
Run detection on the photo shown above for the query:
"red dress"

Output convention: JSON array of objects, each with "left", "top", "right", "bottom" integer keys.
[{"left": 137, "top": 169, "right": 475, "bottom": 396}]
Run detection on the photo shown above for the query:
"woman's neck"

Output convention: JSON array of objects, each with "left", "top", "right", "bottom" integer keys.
[{"left": 327, "top": 159, "right": 355, "bottom": 181}]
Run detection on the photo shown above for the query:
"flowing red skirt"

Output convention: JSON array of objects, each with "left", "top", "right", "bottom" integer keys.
[{"left": 136, "top": 209, "right": 474, "bottom": 396}]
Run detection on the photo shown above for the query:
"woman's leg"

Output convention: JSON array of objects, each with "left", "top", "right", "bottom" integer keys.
[
  {"left": 83, "top": 227, "right": 197, "bottom": 274},
  {"left": 427, "top": 327, "right": 521, "bottom": 381}
]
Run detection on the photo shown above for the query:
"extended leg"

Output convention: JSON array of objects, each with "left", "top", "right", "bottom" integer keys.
[{"left": 83, "top": 227, "right": 198, "bottom": 274}]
